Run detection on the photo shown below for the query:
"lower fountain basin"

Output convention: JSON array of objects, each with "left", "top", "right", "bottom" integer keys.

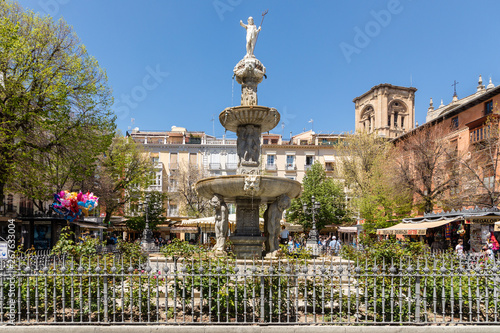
[{"left": 195, "top": 175, "right": 301, "bottom": 203}]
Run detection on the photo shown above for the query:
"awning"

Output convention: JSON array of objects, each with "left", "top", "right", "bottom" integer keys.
[
  {"left": 170, "top": 227, "right": 198, "bottom": 233},
  {"left": 376, "top": 219, "right": 459, "bottom": 235},
  {"left": 181, "top": 214, "right": 263, "bottom": 226},
  {"left": 338, "top": 226, "right": 358, "bottom": 233},
  {"left": 324, "top": 156, "right": 335, "bottom": 163},
  {"left": 73, "top": 222, "right": 107, "bottom": 230}
]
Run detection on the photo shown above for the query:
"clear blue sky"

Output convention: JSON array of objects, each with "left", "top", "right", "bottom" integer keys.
[{"left": 18, "top": 0, "right": 500, "bottom": 139}]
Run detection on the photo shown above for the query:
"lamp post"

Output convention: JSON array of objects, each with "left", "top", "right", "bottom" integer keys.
[
  {"left": 303, "top": 195, "right": 321, "bottom": 257},
  {"left": 140, "top": 194, "right": 155, "bottom": 252}
]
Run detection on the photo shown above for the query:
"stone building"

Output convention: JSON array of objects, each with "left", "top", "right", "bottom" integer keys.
[{"left": 353, "top": 83, "right": 417, "bottom": 138}]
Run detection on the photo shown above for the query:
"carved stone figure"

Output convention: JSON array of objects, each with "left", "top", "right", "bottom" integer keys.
[
  {"left": 211, "top": 194, "right": 229, "bottom": 251},
  {"left": 237, "top": 125, "right": 260, "bottom": 168},
  {"left": 240, "top": 16, "right": 261, "bottom": 58},
  {"left": 264, "top": 194, "right": 291, "bottom": 253}
]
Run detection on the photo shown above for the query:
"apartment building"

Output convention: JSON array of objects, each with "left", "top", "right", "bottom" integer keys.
[{"left": 262, "top": 131, "right": 347, "bottom": 183}]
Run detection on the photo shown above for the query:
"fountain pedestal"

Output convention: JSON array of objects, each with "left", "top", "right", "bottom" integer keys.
[{"left": 229, "top": 198, "right": 265, "bottom": 258}]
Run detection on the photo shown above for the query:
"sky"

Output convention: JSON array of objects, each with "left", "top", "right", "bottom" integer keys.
[{"left": 17, "top": 0, "right": 500, "bottom": 140}]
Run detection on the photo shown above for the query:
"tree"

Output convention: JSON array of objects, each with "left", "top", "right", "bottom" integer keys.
[
  {"left": 7, "top": 116, "right": 113, "bottom": 213},
  {"left": 392, "top": 124, "right": 457, "bottom": 213},
  {"left": 0, "top": 2, "right": 115, "bottom": 203},
  {"left": 85, "top": 135, "right": 153, "bottom": 225},
  {"left": 171, "top": 162, "right": 211, "bottom": 217},
  {"left": 336, "top": 132, "right": 412, "bottom": 233},
  {"left": 126, "top": 191, "right": 166, "bottom": 233},
  {"left": 287, "top": 162, "right": 350, "bottom": 231}
]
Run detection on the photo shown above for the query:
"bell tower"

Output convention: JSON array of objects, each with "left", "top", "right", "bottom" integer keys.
[{"left": 353, "top": 84, "right": 417, "bottom": 138}]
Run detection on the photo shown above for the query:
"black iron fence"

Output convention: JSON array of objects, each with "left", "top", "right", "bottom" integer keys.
[{"left": 0, "top": 253, "right": 499, "bottom": 325}]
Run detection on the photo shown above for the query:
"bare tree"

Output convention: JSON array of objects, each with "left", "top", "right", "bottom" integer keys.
[
  {"left": 170, "top": 162, "right": 211, "bottom": 217},
  {"left": 392, "top": 124, "right": 458, "bottom": 213},
  {"left": 458, "top": 115, "right": 500, "bottom": 208}
]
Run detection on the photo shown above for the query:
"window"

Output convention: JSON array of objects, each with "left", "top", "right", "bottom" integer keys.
[
  {"left": 449, "top": 139, "right": 458, "bottom": 159},
  {"left": 387, "top": 115, "right": 391, "bottom": 127},
  {"left": 483, "top": 166, "right": 495, "bottom": 190},
  {"left": 451, "top": 116, "right": 459, "bottom": 130},
  {"left": 168, "top": 204, "right": 178, "bottom": 216},
  {"left": 263, "top": 139, "right": 269, "bottom": 144},
  {"left": 266, "top": 155, "right": 276, "bottom": 170},
  {"left": 485, "top": 100, "right": 493, "bottom": 115},
  {"left": 286, "top": 155, "right": 295, "bottom": 168},
  {"left": 300, "top": 140, "right": 308, "bottom": 145},
  {"left": 271, "top": 139, "right": 278, "bottom": 144},
  {"left": 393, "top": 112, "right": 398, "bottom": 128},
  {"left": 484, "top": 176, "right": 495, "bottom": 190},
  {"left": 401, "top": 116, "right": 405, "bottom": 129},
  {"left": 151, "top": 156, "right": 159, "bottom": 163},
  {"left": 306, "top": 155, "right": 314, "bottom": 165}
]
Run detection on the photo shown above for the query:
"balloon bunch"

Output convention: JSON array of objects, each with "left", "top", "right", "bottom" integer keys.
[{"left": 52, "top": 191, "right": 99, "bottom": 222}]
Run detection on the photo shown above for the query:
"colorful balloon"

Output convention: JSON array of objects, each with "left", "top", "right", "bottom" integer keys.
[{"left": 52, "top": 191, "right": 99, "bottom": 221}]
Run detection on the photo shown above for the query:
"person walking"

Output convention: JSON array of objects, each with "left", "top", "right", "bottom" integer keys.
[{"left": 329, "top": 236, "right": 341, "bottom": 255}]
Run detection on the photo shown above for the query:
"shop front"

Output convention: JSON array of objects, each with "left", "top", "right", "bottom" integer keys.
[{"left": 377, "top": 207, "right": 500, "bottom": 254}]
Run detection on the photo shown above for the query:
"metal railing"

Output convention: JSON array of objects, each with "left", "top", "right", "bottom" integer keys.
[{"left": 0, "top": 253, "right": 499, "bottom": 325}]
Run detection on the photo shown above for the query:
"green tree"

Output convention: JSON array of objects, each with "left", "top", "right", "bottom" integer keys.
[
  {"left": 126, "top": 190, "right": 166, "bottom": 233},
  {"left": 0, "top": 1, "right": 115, "bottom": 203},
  {"left": 337, "top": 132, "right": 412, "bottom": 234},
  {"left": 287, "top": 162, "right": 350, "bottom": 231},
  {"left": 85, "top": 135, "right": 153, "bottom": 225}
]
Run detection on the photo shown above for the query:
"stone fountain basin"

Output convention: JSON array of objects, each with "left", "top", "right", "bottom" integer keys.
[
  {"left": 195, "top": 175, "right": 301, "bottom": 203},
  {"left": 219, "top": 106, "right": 280, "bottom": 133}
]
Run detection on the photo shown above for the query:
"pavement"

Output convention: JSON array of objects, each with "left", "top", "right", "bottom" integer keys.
[{"left": 1, "top": 326, "right": 500, "bottom": 333}]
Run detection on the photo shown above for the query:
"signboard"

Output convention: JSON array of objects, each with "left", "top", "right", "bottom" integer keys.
[{"left": 0, "top": 242, "right": 8, "bottom": 260}]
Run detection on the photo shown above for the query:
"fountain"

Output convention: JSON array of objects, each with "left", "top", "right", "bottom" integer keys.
[{"left": 195, "top": 16, "right": 302, "bottom": 259}]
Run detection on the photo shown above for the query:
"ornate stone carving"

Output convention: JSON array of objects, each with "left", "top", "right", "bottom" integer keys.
[
  {"left": 243, "top": 175, "right": 260, "bottom": 196},
  {"left": 264, "top": 194, "right": 291, "bottom": 253},
  {"left": 210, "top": 194, "right": 229, "bottom": 252},
  {"left": 233, "top": 57, "right": 266, "bottom": 106}
]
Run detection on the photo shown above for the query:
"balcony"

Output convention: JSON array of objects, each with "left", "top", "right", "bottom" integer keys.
[
  {"left": 225, "top": 163, "right": 237, "bottom": 170},
  {"left": 285, "top": 164, "right": 296, "bottom": 171},
  {"left": 148, "top": 185, "right": 162, "bottom": 192},
  {"left": 154, "top": 162, "right": 163, "bottom": 169},
  {"left": 265, "top": 164, "right": 277, "bottom": 171},
  {"left": 209, "top": 163, "right": 221, "bottom": 170},
  {"left": 304, "top": 164, "right": 313, "bottom": 171}
]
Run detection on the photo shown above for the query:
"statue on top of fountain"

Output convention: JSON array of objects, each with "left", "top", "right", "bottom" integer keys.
[{"left": 240, "top": 16, "right": 261, "bottom": 58}]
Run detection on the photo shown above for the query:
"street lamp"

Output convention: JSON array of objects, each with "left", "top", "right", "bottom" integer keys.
[
  {"left": 139, "top": 193, "right": 155, "bottom": 252},
  {"left": 303, "top": 195, "right": 321, "bottom": 257}
]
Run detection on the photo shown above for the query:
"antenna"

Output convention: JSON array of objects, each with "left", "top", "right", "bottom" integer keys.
[
  {"left": 308, "top": 119, "right": 314, "bottom": 132},
  {"left": 211, "top": 114, "right": 215, "bottom": 137},
  {"left": 281, "top": 122, "right": 285, "bottom": 138}
]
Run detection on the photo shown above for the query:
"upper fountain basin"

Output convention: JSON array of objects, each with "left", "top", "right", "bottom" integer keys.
[
  {"left": 195, "top": 175, "right": 301, "bottom": 204},
  {"left": 219, "top": 106, "right": 280, "bottom": 133}
]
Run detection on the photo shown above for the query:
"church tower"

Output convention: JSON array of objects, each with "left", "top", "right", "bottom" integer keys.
[{"left": 353, "top": 84, "right": 417, "bottom": 138}]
